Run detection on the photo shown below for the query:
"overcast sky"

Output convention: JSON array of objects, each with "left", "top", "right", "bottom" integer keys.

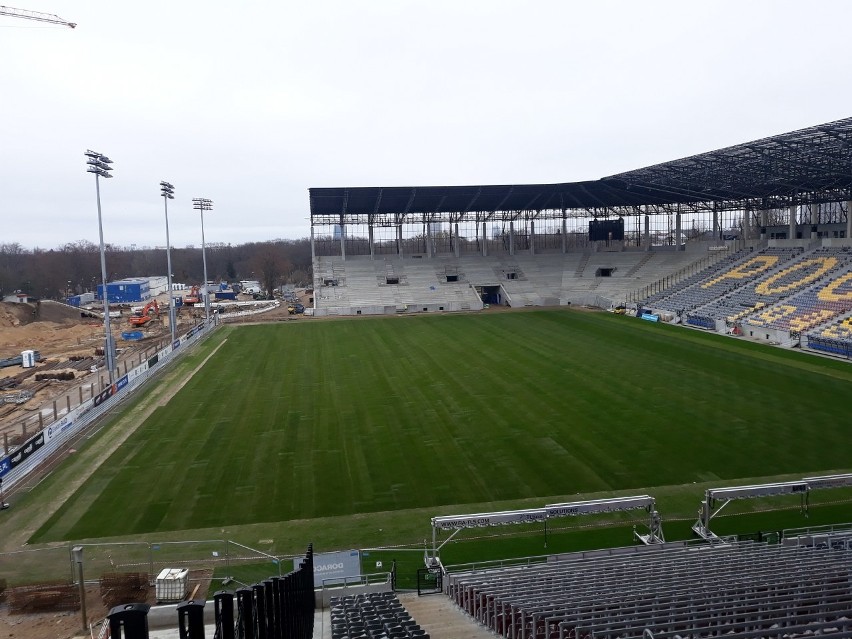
[{"left": 2, "top": 0, "right": 851, "bottom": 250}]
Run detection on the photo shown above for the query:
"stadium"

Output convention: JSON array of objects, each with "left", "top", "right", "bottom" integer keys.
[{"left": 2, "top": 118, "right": 852, "bottom": 639}]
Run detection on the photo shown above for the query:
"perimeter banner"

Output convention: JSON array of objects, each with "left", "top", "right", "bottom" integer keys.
[{"left": 295, "top": 549, "right": 361, "bottom": 587}]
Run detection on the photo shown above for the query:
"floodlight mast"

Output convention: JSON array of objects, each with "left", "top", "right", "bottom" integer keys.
[
  {"left": 160, "top": 181, "right": 176, "bottom": 345},
  {"left": 85, "top": 150, "right": 116, "bottom": 384},
  {"left": 191, "top": 198, "right": 213, "bottom": 325}
]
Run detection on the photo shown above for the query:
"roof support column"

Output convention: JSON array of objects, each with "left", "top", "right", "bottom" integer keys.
[
  {"left": 789, "top": 205, "right": 797, "bottom": 240},
  {"left": 310, "top": 225, "right": 316, "bottom": 263},
  {"left": 644, "top": 214, "right": 650, "bottom": 251},
  {"left": 529, "top": 219, "right": 535, "bottom": 255},
  {"left": 810, "top": 204, "right": 819, "bottom": 240},
  {"left": 454, "top": 223, "right": 460, "bottom": 258},
  {"left": 397, "top": 223, "right": 403, "bottom": 258},
  {"left": 561, "top": 213, "right": 567, "bottom": 254},
  {"left": 339, "top": 220, "right": 346, "bottom": 261},
  {"left": 368, "top": 224, "right": 374, "bottom": 260},
  {"left": 482, "top": 222, "right": 487, "bottom": 257},
  {"left": 712, "top": 204, "right": 719, "bottom": 242},
  {"left": 742, "top": 209, "right": 750, "bottom": 242},
  {"left": 509, "top": 221, "right": 515, "bottom": 256},
  {"left": 846, "top": 201, "right": 852, "bottom": 240},
  {"left": 426, "top": 222, "right": 433, "bottom": 258},
  {"left": 760, "top": 209, "right": 768, "bottom": 240},
  {"left": 675, "top": 211, "right": 682, "bottom": 251}
]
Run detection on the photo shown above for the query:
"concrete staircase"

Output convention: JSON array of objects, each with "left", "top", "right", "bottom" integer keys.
[{"left": 398, "top": 593, "right": 495, "bottom": 639}]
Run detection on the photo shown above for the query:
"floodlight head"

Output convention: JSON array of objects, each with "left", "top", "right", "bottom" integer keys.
[
  {"left": 192, "top": 197, "right": 213, "bottom": 211},
  {"left": 85, "top": 150, "right": 114, "bottom": 178}
]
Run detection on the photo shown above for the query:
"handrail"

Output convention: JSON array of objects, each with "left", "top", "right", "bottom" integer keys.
[{"left": 630, "top": 249, "right": 730, "bottom": 304}]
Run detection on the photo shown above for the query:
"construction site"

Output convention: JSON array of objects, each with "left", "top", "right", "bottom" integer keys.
[{"left": 0, "top": 285, "right": 301, "bottom": 462}]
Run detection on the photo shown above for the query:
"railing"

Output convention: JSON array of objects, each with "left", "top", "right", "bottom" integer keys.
[
  {"left": 320, "top": 571, "right": 393, "bottom": 589},
  {"left": 629, "top": 250, "right": 731, "bottom": 304}
]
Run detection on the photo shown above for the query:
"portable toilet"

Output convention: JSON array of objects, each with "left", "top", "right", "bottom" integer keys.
[{"left": 21, "top": 350, "right": 36, "bottom": 368}]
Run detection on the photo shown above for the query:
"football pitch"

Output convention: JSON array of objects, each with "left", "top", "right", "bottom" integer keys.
[{"left": 31, "top": 310, "right": 852, "bottom": 550}]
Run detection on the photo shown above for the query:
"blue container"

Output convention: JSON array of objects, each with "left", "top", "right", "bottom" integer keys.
[{"left": 98, "top": 279, "right": 151, "bottom": 303}]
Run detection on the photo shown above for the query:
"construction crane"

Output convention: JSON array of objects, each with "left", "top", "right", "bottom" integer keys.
[{"left": 0, "top": 5, "right": 76, "bottom": 28}]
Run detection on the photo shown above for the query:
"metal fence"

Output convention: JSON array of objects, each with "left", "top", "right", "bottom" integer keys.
[{"left": 0, "top": 539, "right": 300, "bottom": 590}]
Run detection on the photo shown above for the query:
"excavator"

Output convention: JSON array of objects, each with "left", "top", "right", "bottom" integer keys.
[
  {"left": 129, "top": 300, "right": 160, "bottom": 327},
  {"left": 184, "top": 285, "right": 201, "bottom": 305}
]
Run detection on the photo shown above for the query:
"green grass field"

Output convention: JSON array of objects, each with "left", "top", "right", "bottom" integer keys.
[{"left": 30, "top": 310, "right": 852, "bottom": 556}]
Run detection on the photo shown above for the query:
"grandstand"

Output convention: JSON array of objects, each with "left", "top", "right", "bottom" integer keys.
[
  {"left": 442, "top": 537, "right": 852, "bottom": 639},
  {"left": 310, "top": 119, "right": 852, "bottom": 321},
  {"left": 312, "top": 251, "right": 709, "bottom": 316}
]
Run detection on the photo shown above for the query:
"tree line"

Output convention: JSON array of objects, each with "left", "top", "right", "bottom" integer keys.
[{"left": 0, "top": 238, "right": 313, "bottom": 302}]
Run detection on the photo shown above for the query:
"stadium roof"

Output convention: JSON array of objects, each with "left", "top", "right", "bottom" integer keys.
[{"left": 310, "top": 117, "right": 852, "bottom": 218}]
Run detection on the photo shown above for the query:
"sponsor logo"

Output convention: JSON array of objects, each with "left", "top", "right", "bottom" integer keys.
[
  {"left": 439, "top": 517, "right": 491, "bottom": 528},
  {"left": 548, "top": 507, "right": 579, "bottom": 516},
  {"left": 314, "top": 563, "right": 344, "bottom": 572}
]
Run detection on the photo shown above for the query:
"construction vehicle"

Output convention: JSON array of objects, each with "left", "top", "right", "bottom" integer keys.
[
  {"left": 129, "top": 300, "right": 160, "bottom": 327},
  {"left": 184, "top": 285, "right": 201, "bottom": 305}
]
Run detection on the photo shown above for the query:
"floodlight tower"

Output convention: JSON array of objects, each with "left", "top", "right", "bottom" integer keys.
[
  {"left": 85, "top": 150, "right": 116, "bottom": 383},
  {"left": 191, "top": 198, "right": 213, "bottom": 324},
  {"left": 160, "top": 181, "right": 176, "bottom": 344}
]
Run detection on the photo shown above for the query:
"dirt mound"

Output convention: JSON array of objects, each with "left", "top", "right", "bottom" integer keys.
[
  {"left": 0, "top": 302, "right": 34, "bottom": 328},
  {"left": 0, "top": 310, "right": 102, "bottom": 359},
  {"left": 35, "top": 301, "right": 89, "bottom": 324}
]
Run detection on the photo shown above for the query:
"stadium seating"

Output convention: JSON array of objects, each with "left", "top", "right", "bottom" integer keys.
[
  {"left": 745, "top": 263, "right": 852, "bottom": 334},
  {"left": 806, "top": 313, "right": 852, "bottom": 355},
  {"left": 330, "top": 592, "right": 429, "bottom": 639},
  {"left": 443, "top": 539, "right": 852, "bottom": 639},
  {"left": 313, "top": 256, "right": 484, "bottom": 314},
  {"left": 647, "top": 247, "right": 800, "bottom": 314},
  {"left": 641, "top": 248, "right": 754, "bottom": 309},
  {"left": 685, "top": 247, "right": 852, "bottom": 328},
  {"left": 316, "top": 250, "right": 706, "bottom": 314},
  {"left": 685, "top": 247, "right": 852, "bottom": 326}
]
